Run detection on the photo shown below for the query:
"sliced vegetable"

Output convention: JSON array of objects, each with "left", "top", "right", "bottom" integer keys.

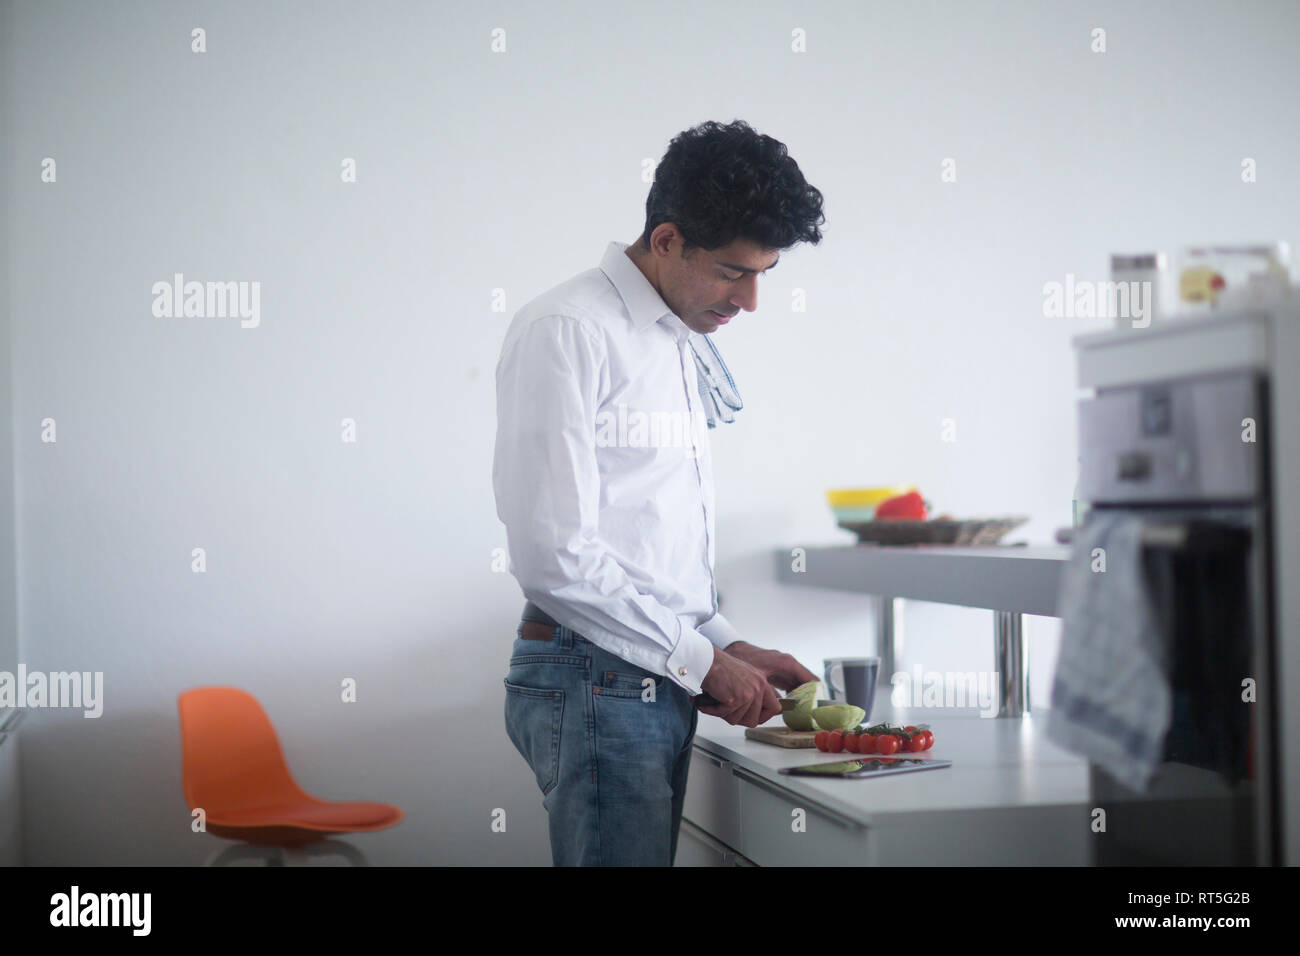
[
  {"left": 782, "top": 680, "right": 821, "bottom": 731},
  {"left": 811, "top": 704, "right": 867, "bottom": 731},
  {"left": 785, "top": 680, "right": 821, "bottom": 700}
]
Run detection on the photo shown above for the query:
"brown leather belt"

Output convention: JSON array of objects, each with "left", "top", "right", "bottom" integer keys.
[
  {"left": 517, "top": 604, "right": 714, "bottom": 703},
  {"left": 520, "top": 601, "right": 563, "bottom": 641},
  {"left": 520, "top": 620, "right": 557, "bottom": 641}
]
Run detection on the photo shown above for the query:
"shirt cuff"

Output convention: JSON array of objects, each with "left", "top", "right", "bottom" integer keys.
[
  {"left": 665, "top": 623, "right": 717, "bottom": 697},
  {"left": 698, "top": 610, "right": 744, "bottom": 650}
]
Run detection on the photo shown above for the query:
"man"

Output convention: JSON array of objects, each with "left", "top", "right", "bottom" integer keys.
[{"left": 493, "top": 119, "right": 826, "bottom": 866}]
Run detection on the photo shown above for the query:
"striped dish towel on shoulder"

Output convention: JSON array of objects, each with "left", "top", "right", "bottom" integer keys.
[{"left": 688, "top": 333, "right": 743, "bottom": 429}]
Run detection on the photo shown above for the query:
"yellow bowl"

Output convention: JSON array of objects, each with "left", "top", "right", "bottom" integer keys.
[{"left": 826, "top": 486, "right": 917, "bottom": 509}]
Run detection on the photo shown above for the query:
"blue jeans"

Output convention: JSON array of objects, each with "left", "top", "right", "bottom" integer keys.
[{"left": 503, "top": 620, "right": 699, "bottom": 866}]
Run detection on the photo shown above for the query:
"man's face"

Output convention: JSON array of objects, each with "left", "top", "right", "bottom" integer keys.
[{"left": 659, "top": 234, "right": 781, "bottom": 334}]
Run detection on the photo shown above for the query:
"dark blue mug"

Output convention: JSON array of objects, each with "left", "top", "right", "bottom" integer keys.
[{"left": 823, "top": 657, "right": 880, "bottom": 720}]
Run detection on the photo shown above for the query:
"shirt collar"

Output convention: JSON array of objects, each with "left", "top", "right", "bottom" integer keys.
[{"left": 600, "top": 241, "right": 691, "bottom": 341}]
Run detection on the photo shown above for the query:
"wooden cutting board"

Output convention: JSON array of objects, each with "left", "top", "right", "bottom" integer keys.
[{"left": 744, "top": 726, "right": 818, "bottom": 748}]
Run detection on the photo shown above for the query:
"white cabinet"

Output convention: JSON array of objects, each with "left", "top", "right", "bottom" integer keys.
[
  {"left": 682, "top": 744, "right": 873, "bottom": 866},
  {"left": 732, "top": 764, "right": 872, "bottom": 866},
  {"left": 675, "top": 819, "right": 755, "bottom": 866},
  {"left": 682, "top": 740, "right": 1090, "bottom": 866},
  {"left": 681, "top": 747, "right": 742, "bottom": 852}
]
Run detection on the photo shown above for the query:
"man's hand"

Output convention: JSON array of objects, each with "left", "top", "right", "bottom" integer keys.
[
  {"left": 697, "top": 646, "right": 783, "bottom": 727},
  {"left": 723, "top": 641, "right": 820, "bottom": 695}
]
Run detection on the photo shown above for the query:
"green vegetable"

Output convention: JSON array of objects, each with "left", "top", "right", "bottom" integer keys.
[
  {"left": 782, "top": 681, "right": 821, "bottom": 730},
  {"left": 786, "top": 680, "right": 821, "bottom": 700},
  {"left": 782, "top": 706, "right": 816, "bottom": 731},
  {"left": 811, "top": 704, "right": 866, "bottom": 731}
]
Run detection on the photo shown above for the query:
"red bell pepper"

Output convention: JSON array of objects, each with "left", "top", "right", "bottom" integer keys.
[{"left": 875, "top": 490, "right": 928, "bottom": 520}]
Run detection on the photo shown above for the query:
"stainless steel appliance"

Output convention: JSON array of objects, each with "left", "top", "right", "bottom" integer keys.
[{"left": 1076, "top": 369, "right": 1280, "bottom": 864}]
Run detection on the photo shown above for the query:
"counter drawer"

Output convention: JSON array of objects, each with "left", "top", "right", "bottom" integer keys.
[
  {"left": 682, "top": 746, "right": 742, "bottom": 851},
  {"left": 675, "top": 818, "right": 755, "bottom": 866},
  {"left": 733, "top": 765, "right": 872, "bottom": 866}
]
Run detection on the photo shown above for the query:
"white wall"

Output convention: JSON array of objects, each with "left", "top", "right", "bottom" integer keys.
[
  {"left": 0, "top": 0, "right": 23, "bottom": 869},
  {"left": 4, "top": 0, "right": 1298, "bottom": 864}
]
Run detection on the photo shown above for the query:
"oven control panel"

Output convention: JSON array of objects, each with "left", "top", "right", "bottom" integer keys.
[{"left": 1078, "top": 372, "right": 1265, "bottom": 504}]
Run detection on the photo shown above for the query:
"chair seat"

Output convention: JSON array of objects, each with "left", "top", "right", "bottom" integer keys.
[{"left": 211, "top": 799, "right": 402, "bottom": 831}]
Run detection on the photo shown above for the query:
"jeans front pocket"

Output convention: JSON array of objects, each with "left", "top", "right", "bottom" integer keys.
[
  {"left": 503, "top": 679, "right": 564, "bottom": 796},
  {"left": 589, "top": 644, "right": 668, "bottom": 702},
  {"left": 597, "top": 669, "right": 667, "bottom": 701}
]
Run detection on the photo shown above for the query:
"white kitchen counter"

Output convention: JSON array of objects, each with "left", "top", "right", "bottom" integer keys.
[{"left": 680, "top": 708, "right": 1093, "bottom": 866}]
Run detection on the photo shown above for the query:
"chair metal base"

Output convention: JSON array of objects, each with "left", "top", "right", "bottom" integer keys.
[{"left": 204, "top": 839, "right": 369, "bottom": 866}]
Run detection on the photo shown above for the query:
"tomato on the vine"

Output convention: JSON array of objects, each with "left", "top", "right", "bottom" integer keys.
[{"left": 875, "top": 734, "right": 900, "bottom": 755}]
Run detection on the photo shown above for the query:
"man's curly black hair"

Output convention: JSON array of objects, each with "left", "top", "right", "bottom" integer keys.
[{"left": 639, "top": 119, "right": 825, "bottom": 254}]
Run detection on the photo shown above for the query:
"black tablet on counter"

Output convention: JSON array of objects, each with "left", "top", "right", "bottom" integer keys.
[{"left": 779, "top": 757, "right": 952, "bottom": 778}]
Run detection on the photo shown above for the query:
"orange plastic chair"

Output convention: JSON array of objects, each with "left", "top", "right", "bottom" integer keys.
[{"left": 178, "top": 687, "right": 403, "bottom": 855}]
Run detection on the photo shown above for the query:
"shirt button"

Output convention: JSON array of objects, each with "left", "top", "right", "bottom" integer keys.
[{"left": 678, "top": 666, "right": 688, "bottom": 676}]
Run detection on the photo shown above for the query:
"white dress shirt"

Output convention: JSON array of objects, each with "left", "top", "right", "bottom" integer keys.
[{"left": 493, "top": 241, "right": 744, "bottom": 695}]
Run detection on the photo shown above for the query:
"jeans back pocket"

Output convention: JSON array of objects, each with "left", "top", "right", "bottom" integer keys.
[{"left": 503, "top": 680, "right": 564, "bottom": 796}]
